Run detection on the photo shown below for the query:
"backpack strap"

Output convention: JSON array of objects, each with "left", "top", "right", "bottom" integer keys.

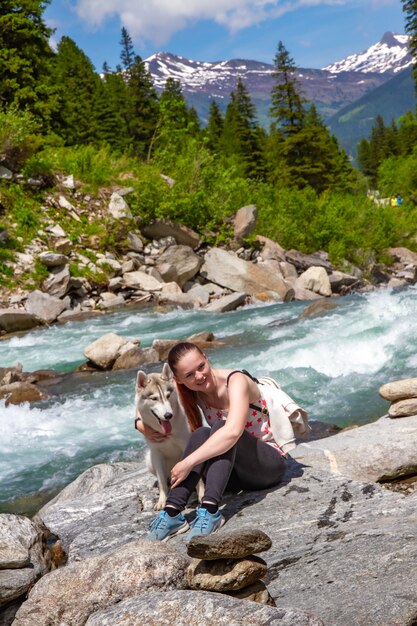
[{"left": 226, "top": 369, "right": 259, "bottom": 387}]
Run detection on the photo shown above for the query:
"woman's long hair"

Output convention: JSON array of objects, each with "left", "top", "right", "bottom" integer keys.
[{"left": 168, "top": 342, "right": 203, "bottom": 431}]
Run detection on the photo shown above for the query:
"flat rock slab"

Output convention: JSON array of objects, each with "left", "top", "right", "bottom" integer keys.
[
  {"left": 34, "top": 456, "right": 417, "bottom": 626},
  {"left": 187, "top": 528, "right": 272, "bottom": 560},
  {"left": 291, "top": 414, "right": 417, "bottom": 481},
  {"left": 84, "top": 591, "right": 325, "bottom": 626}
]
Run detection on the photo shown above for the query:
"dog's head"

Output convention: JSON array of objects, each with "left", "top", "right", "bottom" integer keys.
[{"left": 135, "top": 363, "right": 177, "bottom": 434}]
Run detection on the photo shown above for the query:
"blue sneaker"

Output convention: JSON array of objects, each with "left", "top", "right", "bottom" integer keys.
[
  {"left": 148, "top": 510, "right": 189, "bottom": 542},
  {"left": 187, "top": 507, "right": 225, "bottom": 541}
]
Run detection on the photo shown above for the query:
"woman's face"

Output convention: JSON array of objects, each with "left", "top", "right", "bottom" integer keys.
[{"left": 173, "top": 349, "right": 213, "bottom": 392}]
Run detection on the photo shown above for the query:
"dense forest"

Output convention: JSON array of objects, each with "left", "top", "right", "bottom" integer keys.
[{"left": 1, "top": 0, "right": 417, "bottom": 290}]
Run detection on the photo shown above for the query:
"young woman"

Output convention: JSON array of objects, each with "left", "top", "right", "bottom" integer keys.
[{"left": 144, "top": 341, "right": 289, "bottom": 541}]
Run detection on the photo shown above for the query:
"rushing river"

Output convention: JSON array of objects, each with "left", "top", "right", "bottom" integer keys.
[{"left": 1, "top": 286, "right": 417, "bottom": 512}]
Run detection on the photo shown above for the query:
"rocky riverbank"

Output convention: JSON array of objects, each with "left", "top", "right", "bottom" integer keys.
[
  {"left": 1, "top": 374, "right": 417, "bottom": 626},
  {"left": 2, "top": 172, "right": 417, "bottom": 337}
]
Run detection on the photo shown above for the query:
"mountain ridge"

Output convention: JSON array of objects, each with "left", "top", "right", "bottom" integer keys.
[{"left": 144, "top": 33, "right": 415, "bottom": 150}]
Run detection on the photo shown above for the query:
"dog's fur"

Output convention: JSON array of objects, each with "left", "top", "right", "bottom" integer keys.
[{"left": 136, "top": 363, "right": 203, "bottom": 510}]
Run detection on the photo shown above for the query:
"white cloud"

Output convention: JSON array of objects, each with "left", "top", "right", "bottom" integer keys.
[{"left": 73, "top": 0, "right": 356, "bottom": 44}]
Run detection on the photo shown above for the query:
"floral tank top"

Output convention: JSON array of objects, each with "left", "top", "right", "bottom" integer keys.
[{"left": 198, "top": 370, "right": 286, "bottom": 456}]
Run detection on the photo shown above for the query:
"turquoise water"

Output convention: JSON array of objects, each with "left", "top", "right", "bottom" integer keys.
[{"left": 1, "top": 286, "right": 417, "bottom": 508}]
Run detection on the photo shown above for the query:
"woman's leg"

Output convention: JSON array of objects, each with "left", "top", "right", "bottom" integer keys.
[
  {"left": 165, "top": 421, "right": 235, "bottom": 511},
  {"left": 227, "top": 430, "right": 287, "bottom": 492}
]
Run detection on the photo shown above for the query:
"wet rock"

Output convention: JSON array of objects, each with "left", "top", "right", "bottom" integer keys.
[
  {"left": 301, "top": 299, "right": 338, "bottom": 318},
  {"left": 0, "top": 381, "right": 47, "bottom": 405},
  {"left": 187, "top": 529, "right": 272, "bottom": 560},
  {"left": 328, "top": 270, "right": 359, "bottom": 293},
  {"left": 204, "top": 292, "right": 246, "bottom": 312},
  {"left": 83, "top": 332, "right": 129, "bottom": 369}
]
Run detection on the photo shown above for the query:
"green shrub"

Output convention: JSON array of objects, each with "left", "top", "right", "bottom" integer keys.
[{"left": 0, "top": 106, "right": 42, "bottom": 170}]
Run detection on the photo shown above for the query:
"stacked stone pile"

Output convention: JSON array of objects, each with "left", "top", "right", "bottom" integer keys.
[
  {"left": 186, "top": 528, "right": 275, "bottom": 606},
  {"left": 379, "top": 377, "right": 417, "bottom": 418}
]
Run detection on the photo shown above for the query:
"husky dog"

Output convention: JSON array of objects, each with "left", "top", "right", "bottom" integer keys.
[{"left": 136, "top": 363, "right": 202, "bottom": 510}]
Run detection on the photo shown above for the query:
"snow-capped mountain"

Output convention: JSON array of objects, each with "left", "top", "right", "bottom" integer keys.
[
  {"left": 144, "top": 33, "right": 413, "bottom": 124},
  {"left": 145, "top": 52, "right": 275, "bottom": 95},
  {"left": 323, "top": 32, "right": 412, "bottom": 74}
]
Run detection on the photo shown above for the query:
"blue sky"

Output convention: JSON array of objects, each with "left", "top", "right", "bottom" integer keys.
[{"left": 45, "top": 1, "right": 406, "bottom": 72}]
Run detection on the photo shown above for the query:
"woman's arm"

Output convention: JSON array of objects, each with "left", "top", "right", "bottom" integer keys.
[{"left": 170, "top": 374, "right": 250, "bottom": 488}]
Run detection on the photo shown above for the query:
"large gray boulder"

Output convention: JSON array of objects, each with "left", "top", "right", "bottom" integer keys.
[
  {"left": 83, "top": 333, "right": 129, "bottom": 369},
  {"left": 108, "top": 192, "right": 132, "bottom": 219},
  {"left": 233, "top": 204, "right": 258, "bottom": 240},
  {"left": 204, "top": 292, "right": 246, "bottom": 312},
  {"left": 295, "top": 266, "right": 331, "bottom": 297},
  {"left": 34, "top": 462, "right": 154, "bottom": 562},
  {"left": 201, "top": 248, "right": 294, "bottom": 302},
  {"left": 13, "top": 541, "right": 189, "bottom": 626},
  {"left": 33, "top": 450, "right": 417, "bottom": 626},
  {"left": 156, "top": 245, "right": 203, "bottom": 287},
  {"left": 141, "top": 220, "right": 200, "bottom": 247},
  {"left": 0, "top": 514, "right": 50, "bottom": 608},
  {"left": 85, "top": 591, "right": 325, "bottom": 626},
  {"left": 291, "top": 414, "right": 417, "bottom": 481},
  {"left": 25, "top": 290, "right": 68, "bottom": 324},
  {"left": 0, "top": 309, "right": 40, "bottom": 333},
  {"left": 42, "top": 264, "right": 71, "bottom": 298},
  {"left": 122, "top": 270, "right": 163, "bottom": 291}
]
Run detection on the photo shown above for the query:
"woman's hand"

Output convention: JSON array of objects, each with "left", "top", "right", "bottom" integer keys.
[{"left": 170, "top": 458, "right": 193, "bottom": 489}]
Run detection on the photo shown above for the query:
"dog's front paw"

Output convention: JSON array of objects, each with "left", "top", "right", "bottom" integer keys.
[{"left": 154, "top": 496, "right": 167, "bottom": 511}]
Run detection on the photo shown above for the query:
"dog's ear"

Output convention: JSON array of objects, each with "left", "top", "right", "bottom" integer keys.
[
  {"left": 136, "top": 370, "right": 148, "bottom": 388},
  {"left": 161, "top": 362, "right": 173, "bottom": 381}
]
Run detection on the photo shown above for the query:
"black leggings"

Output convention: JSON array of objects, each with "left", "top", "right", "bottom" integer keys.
[{"left": 165, "top": 420, "right": 288, "bottom": 511}]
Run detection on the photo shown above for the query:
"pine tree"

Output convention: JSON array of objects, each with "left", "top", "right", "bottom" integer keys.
[
  {"left": 222, "top": 78, "right": 265, "bottom": 178},
  {"left": 93, "top": 66, "right": 130, "bottom": 151},
  {"left": 270, "top": 41, "right": 306, "bottom": 135},
  {"left": 125, "top": 54, "right": 159, "bottom": 157},
  {"left": 402, "top": 1, "right": 417, "bottom": 89},
  {"left": 0, "top": 0, "right": 56, "bottom": 124},
  {"left": 120, "top": 27, "right": 135, "bottom": 78},
  {"left": 205, "top": 100, "right": 224, "bottom": 151},
  {"left": 51, "top": 36, "right": 99, "bottom": 144}
]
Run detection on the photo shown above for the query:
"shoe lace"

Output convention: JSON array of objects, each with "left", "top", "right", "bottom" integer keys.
[
  {"left": 193, "top": 508, "right": 210, "bottom": 531},
  {"left": 149, "top": 512, "right": 168, "bottom": 531}
]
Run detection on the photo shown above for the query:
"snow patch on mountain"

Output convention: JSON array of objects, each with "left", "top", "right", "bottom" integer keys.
[{"left": 323, "top": 32, "right": 413, "bottom": 74}]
